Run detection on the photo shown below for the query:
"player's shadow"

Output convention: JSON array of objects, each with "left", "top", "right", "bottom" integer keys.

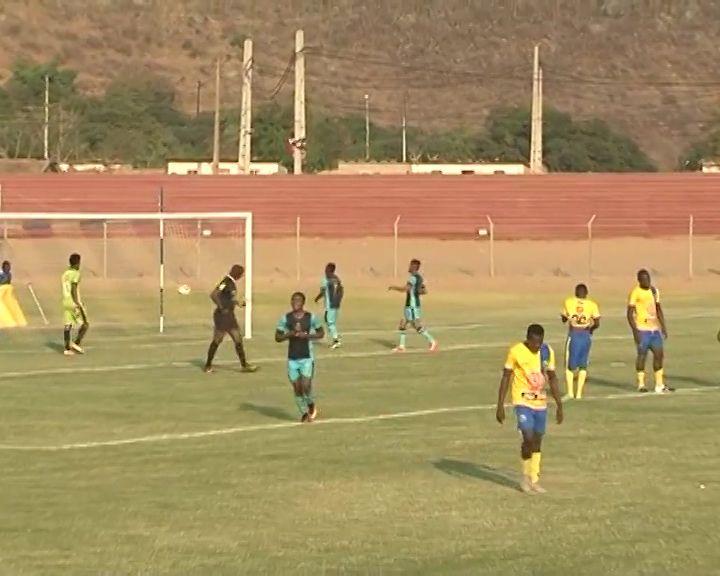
[
  {"left": 667, "top": 375, "right": 719, "bottom": 388},
  {"left": 240, "top": 402, "right": 295, "bottom": 422},
  {"left": 585, "top": 376, "right": 629, "bottom": 391},
  {"left": 433, "top": 458, "right": 518, "bottom": 491},
  {"left": 44, "top": 341, "right": 67, "bottom": 354},
  {"left": 370, "top": 338, "right": 396, "bottom": 350}
]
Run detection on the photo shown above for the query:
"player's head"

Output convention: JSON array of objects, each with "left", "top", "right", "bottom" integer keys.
[
  {"left": 229, "top": 264, "right": 244, "bottom": 280},
  {"left": 409, "top": 258, "right": 421, "bottom": 273},
  {"left": 1, "top": 260, "right": 9, "bottom": 273},
  {"left": 325, "top": 262, "right": 336, "bottom": 276},
  {"left": 575, "top": 283, "right": 588, "bottom": 299},
  {"left": 637, "top": 269, "right": 651, "bottom": 289},
  {"left": 69, "top": 253, "right": 81, "bottom": 269},
  {"left": 525, "top": 323, "right": 545, "bottom": 353},
  {"left": 291, "top": 291, "right": 306, "bottom": 311}
]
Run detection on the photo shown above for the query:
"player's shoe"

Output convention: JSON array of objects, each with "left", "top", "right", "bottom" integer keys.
[
  {"left": 562, "top": 393, "right": 574, "bottom": 401},
  {"left": 308, "top": 403, "right": 318, "bottom": 421},
  {"left": 519, "top": 475, "right": 533, "bottom": 494},
  {"left": 203, "top": 365, "right": 214, "bottom": 374},
  {"left": 331, "top": 340, "right": 342, "bottom": 350},
  {"left": 70, "top": 342, "right": 85, "bottom": 354},
  {"left": 530, "top": 482, "right": 547, "bottom": 494},
  {"left": 429, "top": 341, "right": 439, "bottom": 352},
  {"left": 655, "top": 386, "right": 675, "bottom": 394},
  {"left": 241, "top": 363, "right": 259, "bottom": 373},
  {"left": 63, "top": 349, "right": 75, "bottom": 356},
  {"left": 301, "top": 412, "right": 310, "bottom": 423},
  {"left": 637, "top": 387, "right": 649, "bottom": 393},
  {"left": 392, "top": 346, "right": 406, "bottom": 353}
]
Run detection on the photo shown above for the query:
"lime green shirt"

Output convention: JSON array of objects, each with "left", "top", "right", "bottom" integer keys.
[{"left": 62, "top": 267, "right": 81, "bottom": 308}]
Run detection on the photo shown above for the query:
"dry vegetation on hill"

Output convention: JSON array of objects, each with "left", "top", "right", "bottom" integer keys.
[{"left": 1, "top": 0, "right": 719, "bottom": 168}]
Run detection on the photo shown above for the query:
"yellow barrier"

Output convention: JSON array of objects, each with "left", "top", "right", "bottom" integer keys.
[{"left": 0, "top": 285, "right": 28, "bottom": 328}]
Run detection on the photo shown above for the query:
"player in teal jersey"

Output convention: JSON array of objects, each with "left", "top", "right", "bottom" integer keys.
[
  {"left": 388, "top": 258, "right": 437, "bottom": 352},
  {"left": 61, "top": 253, "right": 89, "bottom": 355},
  {"left": 314, "top": 262, "right": 344, "bottom": 349},
  {"left": 275, "top": 292, "right": 325, "bottom": 422}
]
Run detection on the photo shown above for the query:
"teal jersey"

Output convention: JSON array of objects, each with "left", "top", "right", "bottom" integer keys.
[
  {"left": 405, "top": 273, "right": 423, "bottom": 309},
  {"left": 276, "top": 311, "right": 323, "bottom": 360},
  {"left": 320, "top": 274, "right": 343, "bottom": 310}
]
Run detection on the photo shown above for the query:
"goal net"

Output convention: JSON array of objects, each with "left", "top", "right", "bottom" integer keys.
[{"left": 0, "top": 212, "right": 254, "bottom": 337}]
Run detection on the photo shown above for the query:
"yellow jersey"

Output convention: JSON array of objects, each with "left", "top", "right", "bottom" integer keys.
[
  {"left": 562, "top": 297, "right": 600, "bottom": 329},
  {"left": 628, "top": 285, "right": 661, "bottom": 332},
  {"left": 504, "top": 342, "right": 556, "bottom": 410}
]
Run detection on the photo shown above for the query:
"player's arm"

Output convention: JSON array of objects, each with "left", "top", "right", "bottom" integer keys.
[
  {"left": 419, "top": 283, "right": 428, "bottom": 295},
  {"left": 387, "top": 281, "right": 412, "bottom": 293},
  {"left": 209, "top": 286, "right": 223, "bottom": 308},
  {"left": 275, "top": 317, "right": 290, "bottom": 342},
  {"left": 70, "top": 282, "right": 81, "bottom": 308},
  {"left": 496, "top": 369, "right": 512, "bottom": 424},
  {"left": 626, "top": 305, "right": 639, "bottom": 342},
  {"left": 656, "top": 303, "right": 668, "bottom": 338},
  {"left": 546, "top": 370, "right": 564, "bottom": 424},
  {"left": 590, "top": 317, "right": 600, "bottom": 333},
  {"left": 313, "top": 287, "right": 325, "bottom": 304},
  {"left": 308, "top": 315, "right": 325, "bottom": 340}
]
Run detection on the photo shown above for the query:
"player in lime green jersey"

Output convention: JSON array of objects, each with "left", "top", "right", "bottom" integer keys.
[{"left": 62, "top": 253, "right": 88, "bottom": 355}]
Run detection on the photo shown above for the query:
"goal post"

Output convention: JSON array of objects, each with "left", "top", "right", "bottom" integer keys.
[{"left": 0, "top": 211, "right": 254, "bottom": 338}]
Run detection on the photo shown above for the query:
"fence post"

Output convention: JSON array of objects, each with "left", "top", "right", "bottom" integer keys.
[
  {"left": 587, "top": 214, "right": 596, "bottom": 279},
  {"left": 486, "top": 215, "right": 495, "bottom": 278},
  {"left": 195, "top": 219, "right": 202, "bottom": 278},
  {"left": 102, "top": 221, "right": 108, "bottom": 279},
  {"left": 688, "top": 215, "right": 694, "bottom": 279},
  {"left": 295, "top": 216, "right": 301, "bottom": 282},
  {"left": 393, "top": 215, "right": 401, "bottom": 279}
]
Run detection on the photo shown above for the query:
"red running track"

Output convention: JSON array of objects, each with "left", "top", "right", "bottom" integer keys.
[{"left": 1, "top": 173, "right": 719, "bottom": 239}]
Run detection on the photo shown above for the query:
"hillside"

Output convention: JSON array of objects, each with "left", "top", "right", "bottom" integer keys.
[{"left": 1, "top": 0, "right": 719, "bottom": 169}]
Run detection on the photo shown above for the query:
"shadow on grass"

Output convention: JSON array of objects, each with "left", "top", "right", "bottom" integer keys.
[
  {"left": 433, "top": 458, "right": 518, "bottom": 491},
  {"left": 44, "top": 341, "right": 66, "bottom": 354},
  {"left": 370, "top": 337, "right": 396, "bottom": 350},
  {"left": 586, "top": 376, "right": 630, "bottom": 392},
  {"left": 668, "top": 374, "right": 719, "bottom": 388},
  {"left": 240, "top": 402, "right": 295, "bottom": 422}
]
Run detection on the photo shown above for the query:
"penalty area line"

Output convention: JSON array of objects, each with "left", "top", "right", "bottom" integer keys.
[{"left": 0, "top": 386, "right": 715, "bottom": 452}]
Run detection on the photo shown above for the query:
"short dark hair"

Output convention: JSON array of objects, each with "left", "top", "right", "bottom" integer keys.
[
  {"left": 410, "top": 258, "right": 421, "bottom": 267},
  {"left": 1, "top": 260, "right": 9, "bottom": 268},
  {"left": 291, "top": 291, "right": 306, "bottom": 303},
  {"left": 229, "top": 264, "right": 244, "bottom": 278},
  {"left": 326, "top": 262, "right": 336, "bottom": 273},
  {"left": 637, "top": 268, "right": 649, "bottom": 279},
  {"left": 575, "top": 283, "right": 588, "bottom": 297},
  {"left": 526, "top": 323, "right": 545, "bottom": 339},
  {"left": 69, "top": 253, "right": 81, "bottom": 266}
]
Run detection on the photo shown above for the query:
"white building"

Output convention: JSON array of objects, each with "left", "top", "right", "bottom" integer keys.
[{"left": 167, "top": 161, "right": 287, "bottom": 176}]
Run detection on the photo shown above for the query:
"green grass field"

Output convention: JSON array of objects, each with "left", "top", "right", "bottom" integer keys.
[{"left": 2, "top": 285, "right": 719, "bottom": 575}]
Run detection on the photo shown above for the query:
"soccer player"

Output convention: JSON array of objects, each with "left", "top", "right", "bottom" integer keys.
[
  {"left": 314, "top": 262, "right": 344, "bottom": 349},
  {"left": 275, "top": 292, "right": 325, "bottom": 422},
  {"left": 62, "top": 253, "right": 89, "bottom": 356},
  {"left": 0, "top": 260, "right": 11, "bottom": 285},
  {"left": 204, "top": 264, "right": 257, "bottom": 373},
  {"left": 627, "top": 269, "right": 673, "bottom": 393},
  {"left": 388, "top": 258, "right": 437, "bottom": 352},
  {"left": 561, "top": 283, "right": 600, "bottom": 399},
  {"left": 496, "top": 324, "right": 563, "bottom": 494}
]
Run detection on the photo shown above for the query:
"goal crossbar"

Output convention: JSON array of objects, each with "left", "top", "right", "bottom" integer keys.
[{"left": 0, "top": 211, "right": 254, "bottom": 338}]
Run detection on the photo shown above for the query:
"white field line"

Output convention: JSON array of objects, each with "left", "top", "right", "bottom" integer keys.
[
  {"left": 0, "top": 334, "right": 638, "bottom": 380},
  {"left": 0, "top": 386, "right": 715, "bottom": 452}
]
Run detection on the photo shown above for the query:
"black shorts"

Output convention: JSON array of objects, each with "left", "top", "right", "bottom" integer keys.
[{"left": 213, "top": 309, "right": 239, "bottom": 332}]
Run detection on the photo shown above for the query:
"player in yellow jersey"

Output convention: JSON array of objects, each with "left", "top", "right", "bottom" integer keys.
[
  {"left": 61, "top": 253, "right": 89, "bottom": 356},
  {"left": 627, "top": 269, "right": 673, "bottom": 394},
  {"left": 561, "top": 283, "right": 600, "bottom": 399},
  {"left": 496, "top": 324, "right": 563, "bottom": 494}
]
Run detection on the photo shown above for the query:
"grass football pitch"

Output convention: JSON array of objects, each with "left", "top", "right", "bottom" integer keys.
[{"left": 1, "top": 285, "right": 719, "bottom": 575}]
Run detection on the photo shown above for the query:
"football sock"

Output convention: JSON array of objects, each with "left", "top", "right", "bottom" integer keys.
[
  {"left": 565, "top": 370, "right": 575, "bottom": 397},
  {"left": 654, "top": 368, "right": 664, "bottom": 389},
  {"left": 75, "top": 323, "right": 88, "bottom": 345},
  {"left": 205, "top": 341, "right": 219, "bottom": 367},
  {"left": 304, "top": 385, "right": 315, "bottom": 406},
  {"left": 522, "top": 458, "right": 532, "bottom": 478},
  {"left": 294, "top": 394, "right": 308, "bottom": 415},
  {"left": 63, "top": 327, "right": 71, "bottom": 350},
  {"left": 530, "top": 452, "right": 542, "bottom": 484},
  {"left": 398, "top": 332, "right": 407, "bottom": 348},
  {"left": 419, "top": 328, "right": 435, "bottom": 344},
  {"left": 235, "top": 341, "right": 248, "bottom": 366},
  {"left": 577, "top": 370, "right": 588, "bottom": 398},
  {"left": 636, "top": 371, "right": 646, "bottom": 389},
  {"left": 328, "top": 322, "right": 339, "bottom": 341}
]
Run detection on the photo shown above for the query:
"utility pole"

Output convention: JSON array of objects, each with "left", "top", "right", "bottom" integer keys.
[
  {"left": 238, "top": 38, "right": 253, "bottom": 174},
  {"left": 530, "top": 45, "right": 543, "bottom": 174},
  {"left": 293, "top": 29, "right": 306, "bottom": 175},
  {"left": 364, "top": 93, "right": 370, "bottom": 161},
  {"left": 401, "top": 91, "right": 407, "bottom": 163},
  {"left": 43, "top": 75, "right": 50, "bottom": 161},
  {"left": 212, "top": 57, "right": 221, "bottom": 175},
  {"left": 195, "top": 80, "right": 203, "bottom": 117}
]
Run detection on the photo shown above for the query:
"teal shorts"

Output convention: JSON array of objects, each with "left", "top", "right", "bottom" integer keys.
[
  {"left": 287, "top": 358, "right": 314, "bottom": 382},
  {"left": 324, "top": 308, "right": 339, "bottom": 325},
  {"left": 404, "top": 306, "right": 421, "bottom": 321}
]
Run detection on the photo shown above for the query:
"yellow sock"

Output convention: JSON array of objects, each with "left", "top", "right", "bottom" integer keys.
[
  {"left": 577, "top": 370, "right": 588, "bottom": 399},
  {"left": 530, "top": 452, "right": 542, "bottom": 484},
  {"left": 565, "top": 370, "right": 575, "bottom": 398},
  {"left": 636, "top": 371, "right": 646, "bottom": 389},
  {"left": 522, "top": 458, "right": 532, "bottom": 478},
  {"left": 654, "top": 368, "right": 664, "bottom": 389}
]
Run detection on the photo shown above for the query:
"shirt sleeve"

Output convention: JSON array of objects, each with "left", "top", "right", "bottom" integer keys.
[
  {"left": 276, "top": 316, "right": 289, "bottom": 333},
  {"left": 320, "top": 277, "right": 328, "bottom": 290},
  {"left": 628, "top": 289, "right": 638, "bottom": 307},
  {"left": 311, "top": 314, "right": 323, "bottom": 331},
  {"left": 652, "top": 287, "right": 661, "bottom": 304},
  {"left": 503, "top": 347, "right": 515, "bottom": 371}
]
